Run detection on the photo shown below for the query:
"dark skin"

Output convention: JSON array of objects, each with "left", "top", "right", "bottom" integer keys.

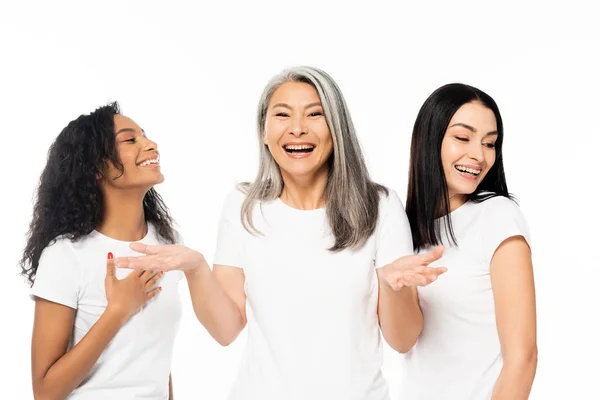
[{"left": 31, "top": 115, "right": 173, "bottom": 400}]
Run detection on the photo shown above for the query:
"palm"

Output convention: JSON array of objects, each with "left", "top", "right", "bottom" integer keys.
[
  {"left": 114, "top": 243, "right": 206, "bottom": 272},
  {"left": 379, "top": 246, "right": 447, "bottom": 290}
]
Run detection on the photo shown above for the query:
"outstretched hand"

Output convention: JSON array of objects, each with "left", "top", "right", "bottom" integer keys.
[
  {"left": 113, "top": 243, "right": 207, "bottom": 273},
  {"left": 378, "top": 246, "right": 447, "bottom": 291}
]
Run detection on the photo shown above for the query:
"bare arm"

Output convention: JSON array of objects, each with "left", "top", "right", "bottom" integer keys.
[
  {"left": 184, "top": 262, "right": 247, "bottom": 346},
  {"left": 490, "top": 236, "right": 537, "bottom": 399},
  {"left": 32, "top": 300, "right": 127, "bottom": 400},
  {"left": 168, "top": 373, "right": 173, "bottom": 400},
  {"left": 377, "top": 284, "right": 423, "bottom": 353},
  {"left": 115, "top": 244, "right": 247, "bottom": 347},
  {"left": 31, "top": 261, "right": 162, "bottom": 400},
  {"left": 377, "top": 246, "right": 446, "bottom": 353}
]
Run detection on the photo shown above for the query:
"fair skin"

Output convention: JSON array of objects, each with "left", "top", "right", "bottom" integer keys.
[
  {"left": 31, "top": 115, "right": 172, "bottom": 400},
  {"left": 115, "top": 81, "right": 445, "bottom": 352},
  {"left": 441, "top": 101, "right": 537, "bottom": 399}
]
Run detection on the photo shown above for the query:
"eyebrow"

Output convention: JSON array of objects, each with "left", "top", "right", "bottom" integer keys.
[
  {"left": 449, "top": 123, "right": 498, "bottom": 136},
  {"left": 115, "top": 128, "right": 145, "bottom": 136},
  {"left": 271, "top": 102, "right": 322, "bottom": 110}
]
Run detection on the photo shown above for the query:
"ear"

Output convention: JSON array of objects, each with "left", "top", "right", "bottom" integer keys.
[{"left": 262, "top": 131, "right": 268, "bottom": 145}]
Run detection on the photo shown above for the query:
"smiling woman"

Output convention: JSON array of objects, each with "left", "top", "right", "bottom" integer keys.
[
  {"left": 20, "top": 102, "right": 182, "bottom": 400},
  {"left": 402, "top": 84, "right": 537, "bottom": 399}
]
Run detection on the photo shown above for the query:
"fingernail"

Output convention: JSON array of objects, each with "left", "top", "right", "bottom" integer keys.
[
  {"left": 158, "top": 286, "right": 163, "bottom": 291},
  {"left": 107, "top": 252, "right": 114, "bottom": 260}
]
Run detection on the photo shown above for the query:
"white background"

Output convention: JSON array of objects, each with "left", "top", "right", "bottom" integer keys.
[{"left": 1, "top": 0, "right": 598, "bottom": 398}]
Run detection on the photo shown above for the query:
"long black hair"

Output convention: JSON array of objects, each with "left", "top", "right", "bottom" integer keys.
[
  {"left": 20, "top": 102, "right": 176, "bottom": 285},
  {"left": 406, "top": 83, "right": 512, "bottom": 252}
]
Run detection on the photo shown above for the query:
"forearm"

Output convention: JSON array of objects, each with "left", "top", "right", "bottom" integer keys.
[
  {"left": 185, "top": 264, "right": 245, "bottom": 346},
  {"left": 491, "top": 353, "right": 538, "bottom": 400},
  {"left": 34, "top": 309, "right": 126, "bottom": 400},
  {"left": 169, "top": 373, "right": 173, "bottom": 400},
  {"left": 378, "top": 283, "right": 423, "bottom": 353}
]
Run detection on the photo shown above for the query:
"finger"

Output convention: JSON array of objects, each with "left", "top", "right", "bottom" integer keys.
[
  {"left": 130, "top": 242, "right": 162, "bottom": 255},
  {"left": 105, "top": 252, "right": 116, "bottom": 280},
  {"left": 114, "top": 255, "right": 160, "bottom": 270},
  {"left": 139, "top": 269, "right": 154, "bottom": 282},
  {"left": 146, "top": 271, "right": 164, "bottom": 288},
  {"left": 421, "top": 245, "right": 445, "bottom": 265},
  {"left": 146, "top": 285, "right": 163, "bottom": 301}
]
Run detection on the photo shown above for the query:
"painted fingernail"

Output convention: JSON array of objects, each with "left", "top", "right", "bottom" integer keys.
[
  {"left": 158, "top": 286, "right": 163, "bottom": 291},
  {"left": 107, "top": 252, "right": 114, "bottom": 260}
]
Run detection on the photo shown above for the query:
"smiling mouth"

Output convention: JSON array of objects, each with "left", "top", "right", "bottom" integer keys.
[
  {"left": 283, "top": 144, "right": 315, "bottom": 154},
  {"left": 137, "top": 155, "right": 160, "bottom": 167},
  {"left": 454, "top": 165, "right": 481, "bottom": 176}
]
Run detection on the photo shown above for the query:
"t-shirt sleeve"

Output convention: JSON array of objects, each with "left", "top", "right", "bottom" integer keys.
[
  {"left": 481, "top": 197, "right": 531, "bottom": 266},
  {"left": 30, "top": 239, "right": 81, "bottom": 309},
  {"left": 375, "top": 189, "right": 415, "bottom": 269},
  {"left": 213, "top": 189, "right": 246, "bottom": 268}
]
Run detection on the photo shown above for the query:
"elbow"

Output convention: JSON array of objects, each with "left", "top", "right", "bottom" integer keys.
[
  {"left": 382, "top": 331, "right": 420, "bottom": 354},
  {"left": 504, "top": 345, "right": 538, "bottom": 371}
]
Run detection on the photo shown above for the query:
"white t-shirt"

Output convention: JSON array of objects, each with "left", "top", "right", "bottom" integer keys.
[
  {"left": 400, "top": 196, "right": 531, "bottom": 400},
  {"left": 213, "top": 188, "right": 414, "bottom": 400},
  {"left": 31, "top": 223, "right": 183, "bottom": 400}
]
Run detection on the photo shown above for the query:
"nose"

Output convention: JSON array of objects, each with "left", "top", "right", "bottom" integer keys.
[
  {"left": 142, "top": 136, "right": 158, "bottom": 153},
  {"left": 467, "top": 142, "right": 484, "bottom": 162},
  {"left": 289, "top": 114, "right": 307, "bottom": 137}
]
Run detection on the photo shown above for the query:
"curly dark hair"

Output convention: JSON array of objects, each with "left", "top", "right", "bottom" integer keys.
[{"left": 20, "top": 102, "right": 176, "bottom": 286}]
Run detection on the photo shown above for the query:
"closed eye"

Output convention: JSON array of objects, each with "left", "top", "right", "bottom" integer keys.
[
  {"left": 275, "top": 112, "right": 289, "bottom": 117},
  {"left": 455, "top": 136, "right": 469, "bottom": 142},
  {"left": 123, "top": 138, "right": 136, "bottom": 143}
]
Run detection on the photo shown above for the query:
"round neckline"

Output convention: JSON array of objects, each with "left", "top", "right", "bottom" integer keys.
[
  {"left": 92, "top": 223, "right": 153, "bottom": 244},
  {"left": 274, "top": 196, "right": 327, "bottom": 214}
]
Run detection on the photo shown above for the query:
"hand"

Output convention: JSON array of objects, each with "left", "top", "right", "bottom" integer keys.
[
  {"left": 105, "top": 252, "right": 163, "bottom": 322},
  {"left": 378, "top": 245, "right": 447, "bottom": 291},
  {"left": 114, "top": 243, "right": 207, "bottom": 273}
]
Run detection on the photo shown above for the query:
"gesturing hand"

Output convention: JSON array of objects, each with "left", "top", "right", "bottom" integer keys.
[
  {"left": 113, "top": 244, "right": 207, "bottom": 273},
  {"left": 378, "top": 246, "right": 447, "bottom": 291},
  {"left": 105, "top": 252, "right": 163, "bottom": 322}
]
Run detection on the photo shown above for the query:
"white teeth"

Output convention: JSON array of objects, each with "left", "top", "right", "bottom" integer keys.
[
  {"left": 455, "top": 165, "right": 481, "bottom": 175},
  {"left": 139, "top": 156, "right": 160, "bottom": 167},
  {"left": 285, "top": 144, "right": 314, "bottom": 150}
]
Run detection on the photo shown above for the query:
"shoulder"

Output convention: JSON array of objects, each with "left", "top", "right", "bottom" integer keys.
[
  {"left": 377, "top": 187, "right": 405, "bottom": 215},
  {"left": 39, "top": 236, "right": 77, "bottom": 262},
  {"left": 478, "top": 195, "right": 526, "bottom": 222}
]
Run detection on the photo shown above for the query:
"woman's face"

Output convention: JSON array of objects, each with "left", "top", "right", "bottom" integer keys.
[
  {"left": 101, "top": 114, "right": 164, "bottom": 191},
  {"left": 440, "top": 101, "right": 498, "bottom": 199},
  {"left": 263, "top": 81, "right": 334, "bottom": 180}
]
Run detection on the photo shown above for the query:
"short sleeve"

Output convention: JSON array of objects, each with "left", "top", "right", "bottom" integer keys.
[
  {"left": 30, "top": 238, "right": 81, "bottom": 309},
  {"left": 481, "top": 197, "right": 531, "bottom": 266},
  {"left": 213, "top": 189, "right": 246, "bottom": 268},
  {"left": 375, "top": 189, "right": 415, "bottom": 269}
]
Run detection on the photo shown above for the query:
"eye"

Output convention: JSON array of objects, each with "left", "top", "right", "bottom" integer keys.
[
  {"left": 483, "top": 142, "right": 496, "bottom": 149},
  {"left": 275, "top": 112, "right": 289, "bottom": 117},
  {"left": 308, "top": 111, "right": 323, "bottom": 117},
  {"left": 455, "top": 136, "right": 469, "bottom": 142},
  {"left": 123, "top": 138, "right": 136, "bottom": 143}
]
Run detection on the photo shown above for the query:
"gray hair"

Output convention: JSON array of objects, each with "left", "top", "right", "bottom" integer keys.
[{"left": 240, "top": 66, "right": 387, "bottom": 251}]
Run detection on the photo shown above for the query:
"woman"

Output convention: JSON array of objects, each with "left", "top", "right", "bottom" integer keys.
[
  {"left": 116, "top": 66, "right": 446, "bottom": 400},
  {"left": 21, "top": 102, "right": 182, "bottom": 399},
  {"left": 402, "top": 83, "right": 537, "bottom": 399}
]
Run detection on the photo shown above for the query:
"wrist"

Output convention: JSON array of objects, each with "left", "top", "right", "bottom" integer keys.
[
  {"left": 104, "top": 304, "right": 130, "bottom": 326},
  {"left": 184, "top": 258, "right": 210, "bottom": 279}
]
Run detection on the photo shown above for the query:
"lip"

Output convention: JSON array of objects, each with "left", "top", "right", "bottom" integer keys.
[
  {"left": 282, "top": 142, "right": 316, "bottom": 160},
  {"left": 454, "top": 165, "right": 481, "bottom": 181},
  {"left": 136, "top": 154, "right": 160, "bottom": 168}
]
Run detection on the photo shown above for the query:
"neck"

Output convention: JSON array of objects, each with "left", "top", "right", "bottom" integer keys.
[
  {"left": 448, "top": 192, "right": 468, "bottom": 213},
  {"left": 96, "top": 188, "right": 148, "bottom": 241},
  {"left": 279, "top": 167, "right": 329, "bottom": 210}
]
